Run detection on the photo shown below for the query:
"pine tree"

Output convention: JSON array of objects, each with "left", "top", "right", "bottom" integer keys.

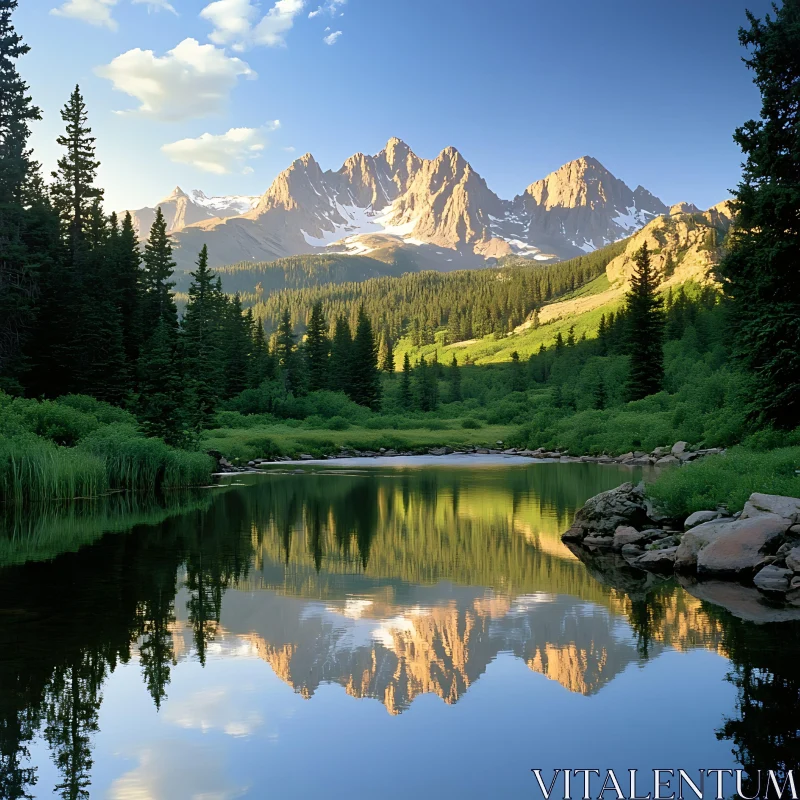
[
  {"left": 554, "top": 332, "right": 564, "bottom": 352},
  {"left": 416, "top": 355, "right": 438, "bottom": 412},
  {"left": 350, "top": 307, "right": 381, "bottom": 409},
  {"left": 0, "top": 0, "right": 43, "bottom": 387},
  {"left": 304, "top": 301, "right": 330, "bottom": 392},
  {"left": 566, "top": 326, "right": 576, "bottom": 347},
  {"left": 400, "top": 352, "right": 413, "bottom": 407},
  {"left": 275, "top": 309, "right": 303, "bottom": 395},
  {"left": 137, "top": 318, "right": 184, "bottom": 445},
  {"left": 116, "top": 212, "right": 143, "bottom": 370},
  {"left": 139, "top": 207, "right": 177, "bottom": 333},
  {"left": 248, "top": 316, "right": 274, "bottom": 387},
  {"left": 329, "top": 314, "right": 352, "bottom": 393},
  {"left": 449, "top": 353, "right": 462, "bottom": 402},
  {"left": 719, "top": 2, "right": 800, "bottom": 427},
  {"left": 510, "top": 350, "right": 526, "bottom": 392},
  {"left": 182, "top": 245, "right": 225, "bottom": 429},
  {"left": 378, "top": 330, "right": 395, "bottom": 374},
  {"left": 222, "top": 294, "right": 251, "bottom": 399},
  {"left": 0, "top": 0, "right": 40, "bottom": 204},
  {"left": 625, "top": 242, "right": 664, "bottom": 400},
  {"left": 50, "top": 85, "right": 102, "bottom": 251}
]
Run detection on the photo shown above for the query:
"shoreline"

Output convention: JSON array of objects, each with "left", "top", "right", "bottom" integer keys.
[{"left": 212, "top": 442, "right": 722, "bottom": 474}]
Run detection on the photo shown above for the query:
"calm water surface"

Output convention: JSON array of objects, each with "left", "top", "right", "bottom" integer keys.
[{"left": 0, "top": 458, "right": 798, "bottom": 799}]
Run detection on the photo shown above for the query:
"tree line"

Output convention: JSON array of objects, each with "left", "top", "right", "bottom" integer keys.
[{"left": 244, "top": 242, "right": 626, "bottom": 347}]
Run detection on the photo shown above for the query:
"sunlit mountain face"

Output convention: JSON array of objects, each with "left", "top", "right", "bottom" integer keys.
[{"left": 1, "top": 463, "right": 798, "bottom": 799}]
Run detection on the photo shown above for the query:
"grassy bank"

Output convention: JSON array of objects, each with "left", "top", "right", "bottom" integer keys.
[
  {"left": 646, "top": 440, "right": 800, "bottom": 517},
  {"left": 0, "top": 393, "right": 214, "bottom": 504},
  {"left": 203, "top": 418, "right": 515, "bottom": 462}
]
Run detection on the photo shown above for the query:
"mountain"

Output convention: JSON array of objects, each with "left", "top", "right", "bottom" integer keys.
[
  {"left": 123, "top": 188, "right": 260, "bottom": 241},
  {"left": 126, "top": 139, "right": 674, "bottom": 271}
]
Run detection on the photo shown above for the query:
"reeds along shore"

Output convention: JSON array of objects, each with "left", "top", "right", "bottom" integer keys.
[{"left": 0, "top": 393, "right": 213, "bottom": 504}]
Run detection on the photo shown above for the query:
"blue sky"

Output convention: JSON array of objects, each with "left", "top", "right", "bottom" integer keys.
[{"left": 17, "top": 0, "right": 773, "bottom": 212}]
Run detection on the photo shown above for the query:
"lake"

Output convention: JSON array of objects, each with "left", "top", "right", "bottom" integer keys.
[{"left": 0, "top": 458, "right": 797, "bottom": 799}]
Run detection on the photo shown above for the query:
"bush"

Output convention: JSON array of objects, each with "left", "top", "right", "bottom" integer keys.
[
  {"left": 647, "top": 446, "right": 800, "bottom": 517},
  {"left": 462, "top": 418, "right": 482, "bottom": 429}
]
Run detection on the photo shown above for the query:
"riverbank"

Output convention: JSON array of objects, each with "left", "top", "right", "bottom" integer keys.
[{"left": 561, "top": 449, "right": 800, "bottom": 621}]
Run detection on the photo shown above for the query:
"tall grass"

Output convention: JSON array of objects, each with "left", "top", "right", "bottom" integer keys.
[
  {"left": 647, "top": 445, "right": 800, "bottom": 517},
  {"left": 0, "top": 394, "right": 214, "bottom": 504}
]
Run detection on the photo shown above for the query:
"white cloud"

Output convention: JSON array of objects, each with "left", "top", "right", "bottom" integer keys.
[
  {"left": 201, "top": 0, "right": 305, "bottom": 51},
  {"left": 162, "top": 124, "right": 279, "bottom": 174},
  {"left": 283, "top": 146, "right": 296, "bottom": 152},
  {"left": 96, "top": 38, "right": 256, "bottom": 121},
  {"left": 308, "top": 0, "right": 344, "bottom": 18},
  {"left": 50, "top": 0, "right": 118, "bottom": 29},
  {"left": 323, "top": 29, "right": 341, "bottom": 45},
  {"left": 132, "top": 0, "right": 177, "bottom": 13}
]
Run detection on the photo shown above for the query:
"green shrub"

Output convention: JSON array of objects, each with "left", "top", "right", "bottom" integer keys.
[
  {"left": 647, "top": 446, "right": 800, "bottom": 517},
  {"left": 462, "top": 418, "right": 482, "bottom": 429}
]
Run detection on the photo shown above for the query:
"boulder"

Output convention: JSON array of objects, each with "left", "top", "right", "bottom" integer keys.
[
  {"left": 635, "top": 547, "right": 679, "bottom": 572},
  {"left": 562, "top": 482, "right": 650, "bottom": 541},
  {"left": 674, "top": 518, "right": 737, "bottom": 570},
  {"left": 790, "top": 524, "right": 800, "bottom": 538},
  {"left": 740, "top": 493, "right": 800, "bottom": 524},
  {"left": 429, "top": 446, "right": 454, "bottom": 456},
  {"left": 753, "top": 565, "right": 793, "bottom": 594},
  {"left": 684, "top": 510, "right": 724, "bottom": 530},
  {"left": 613, "top": 526, "right": 646, "bottom": 548},
  {"left": 584, "top": 535, "right": 615, "bottom": 547},
  {"left": 671, "top": 441, "right": 689, "bottom": 456},
  {"left": 786, "top": 547, "right": 800, "bottom": 573},
  {"left": 652, "top": 446, "right": 672, "bottom": 458},
  {"left": 655, "top": 455, "right": 680, "bottom": 467},
  {"left": 299, "top": 453, "right": 315, "bottom": 460},
  {"left": 696, "top": 514, "right": 791, "bottom": 576},
  {"left": 628, "top": 456, "right": 655, "bottom": 466},
  {"left": 621, "top": 543, "right": 645, "bottom": 558}
]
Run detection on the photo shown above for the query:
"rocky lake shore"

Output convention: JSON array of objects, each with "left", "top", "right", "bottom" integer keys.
[{"left": 563, "top": 481, "right": 800, "bottom": 622}]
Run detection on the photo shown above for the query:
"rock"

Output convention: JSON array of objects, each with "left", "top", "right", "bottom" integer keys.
[
  {"left": 696, "top": 514, "right": 791, "bottom": 576},
  {"left": 792, "top": 576, "right": 800, "bottom": 589},
  {"left": 613, "top": 526, "right": 646, "bottom": 548},
  {"left": 635, "top": 547, "right": 678, "bottom": 572},
  {"left": 628, "top": 456, "right": 655, "bottom": 466},
  {"left": 655, "top": 455, "right": 680, "bottom": 467},
  {"left": 429, "top": 446, "right": 453, "bottom": 456},
  {"left": 496, "top": 441, "right": 504, "bottom": 446},
  {"left": 584, "top": 535, "right": 615, "bottom": 547},
  {"left": 621, "top": 543, "right": 645, "bottom": 557},
  {"left": 618, "top": 452, "right": 634, "bottom": 461},
  {"left": 674, "top": 518, "right": 737, "bottom": 570},
  {"left": 740, "top": 493, "right": 800, "bottom": 524},
  {"left": 753, "top": 565, "right": 793, "bottom": 594},
  {"left": 671, "top": 441, "right": 689, "bottom": 456},
  {"left": 788, "top": 524, "right": 800, "bottom": 538},
  {"left": 561, "top": 482, "right": 650, "bottom": 542},
  {"left": 652, "top": 446, "right": 671, "bottom": 458},
  {"left": 786, "top": 547, "right": 800, "bottom": 573},
  {"left": 299, "top": 453, "right": 315, "bottom": 460},
  {"left": 476, "top": 448, "right": 489, "bottom": 454},
  {"left": 502, "top": 448, "right": 517, "bottom": 455},
  {"left": 684, "top": 510, "right": 723, "bottom": 530},
  {"left": 647, "top": 534, "right": 680, "bottom": 549},
  {"left": 677, "top": 451, "right": 699, "bottom": 462}
]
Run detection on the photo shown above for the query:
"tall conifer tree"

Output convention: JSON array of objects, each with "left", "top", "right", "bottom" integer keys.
[
  {"left": 0, "top": 0, "right": 43, "bottom": 388},
  {"left": 304, "top": 301, "right": 330, "bottom": 391},
  {"left": 329, "top": 314, "right": 352, "bottom": 393},
  {"left": 624, "top": 242, "right": 664, "bottom": 400},
  {"left": 720, "top": 2, "right": 800, "bottom": 427},
  {"left": 350, "top": 307, "right": 381, "bottom": 409},
  {"left": 182, "top": 245, "right": 224, "bottom": 429}
]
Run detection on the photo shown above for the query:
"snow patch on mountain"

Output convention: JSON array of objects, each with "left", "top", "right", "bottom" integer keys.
[{"left": 188, "top": 190, "right": 260, "bottom": 216}]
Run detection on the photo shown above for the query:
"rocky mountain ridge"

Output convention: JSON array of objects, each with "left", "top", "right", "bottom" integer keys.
[{"left": 124, "top": 139, "right": 678, "bottom": 270}]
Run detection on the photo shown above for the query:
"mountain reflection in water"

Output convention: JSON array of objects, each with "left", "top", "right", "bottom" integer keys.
[{"left": 0, "top": 462, "right": 798, "bottom": 800}]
